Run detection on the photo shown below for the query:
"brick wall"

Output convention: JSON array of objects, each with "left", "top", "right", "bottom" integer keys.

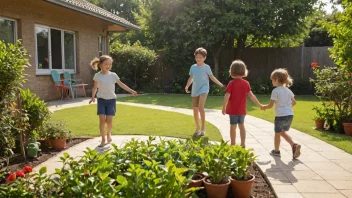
[{"left": 0, "top": 0, "right": 114, "bottom": 100}]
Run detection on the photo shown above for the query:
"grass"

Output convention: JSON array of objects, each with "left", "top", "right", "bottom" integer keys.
[
  {"left": 117, "top": 94, "right": 352, "bottom": 154},
  {"left": 51, "top": 104, "right": 223, "bottom": 141}
]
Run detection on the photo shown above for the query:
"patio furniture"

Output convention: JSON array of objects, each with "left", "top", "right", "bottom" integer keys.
[
  {"left": 63, "top": 72, "right": 88, "bottom": 98},
  {"left": 51, "top": 70, "right": 74, "bottom": 99}
]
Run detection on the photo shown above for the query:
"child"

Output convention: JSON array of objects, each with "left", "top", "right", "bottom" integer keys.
[
  {"left": 89, "top": 55, "right": 137, "bottom": 147},
  {"left": 222, "top": 60, "right": 262, "bottom": 147},
  {"left": 262, "top": 68, "right": 301, "bottom": 159},
  {"left": 185, "top": 47, "right": 224, "bottom": 136}
]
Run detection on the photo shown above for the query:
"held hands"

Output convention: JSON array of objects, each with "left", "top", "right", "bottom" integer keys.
[
  {"left": 260, "top": 105, "right": 266, "bottom": 111},
  {"left": 89, "top": 98, "right": 95, "bottom": 104}
]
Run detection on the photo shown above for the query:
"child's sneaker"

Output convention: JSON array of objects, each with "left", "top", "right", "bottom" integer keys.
[
  {"left": 194, "top": 130, "right": 200, "bottom": 136},
  {"left": 270, "top": 150, "right": 281, "bottom": 157},
  {"left": 200, "top": 131, "right": 205, "bottom": 136},
  {"left": 292, "top": 144, "right": 301, "bottom": 159}
]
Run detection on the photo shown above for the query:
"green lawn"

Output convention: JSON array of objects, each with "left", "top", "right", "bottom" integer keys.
[
  {"left": 51, "top": 104, "right": 222, "bottom": 141},
  {"left": 117, "top": 94, "right": 352, "bottom": 154}
]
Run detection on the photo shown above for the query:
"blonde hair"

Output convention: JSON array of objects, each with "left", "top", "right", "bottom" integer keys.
[
  {"left": 194, "top": 47, "right": 207, "bottom": 57},
  {"left": 90, "top": 55, "right": 113, "bottom": 71},
  {"left": 229, "top": 60, "right": 248, "bottom": 77},
  {"left": 270, "top": 68, "right": 293, "bottom": 87}
]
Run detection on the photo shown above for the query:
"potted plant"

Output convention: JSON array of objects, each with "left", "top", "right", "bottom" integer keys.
[
  {"left": 312, "top": 106, "right": 326, "bottom": 129},
  {"left": 230, "top": 146, "right": 257, "bottom": 198},
  {"left": 45, "top": 121, "right": 71, "bottom": 150},
  {"left": 202, "top": 142, "right": 232, "bottom": 198},
  {"left": 342, "top": 114, "right": 352, "bottom": 136}
]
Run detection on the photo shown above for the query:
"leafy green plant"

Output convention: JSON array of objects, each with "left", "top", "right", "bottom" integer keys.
[
  {"left": 20, "top": 89, "right": 50, "bottom": 135},
  {"left": 203, "top": 141, "right": 233, "bottom": 184},
  {"left": 250, "top": 77, "right": 272, "bottom": 95},
  {"left": 312, "top": 106, "right": 326, "bottom": 120},
  {"left": 230, "top": 146, "right": 257, "bottom": 181},
  {"left": 0, "top": 40, "right": 29, "bottom": 159},
  {"left": 311, "top": 66, "right": 352, "bottom": 132},
  {"left": 170, "top": 75, "right": 189, "bottom": 93},
  {"left": 209, "top": 84, "right": 225, "bottom": 96},
  {"left": 43, "top": 121, "right": 71, "bottom": 139},
  {"left": 110, "top": 42, "right": 158, "bottom": 91}
]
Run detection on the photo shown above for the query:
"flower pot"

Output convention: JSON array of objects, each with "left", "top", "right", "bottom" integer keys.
[
  {"left": 188, "top": 173, "right": 205, "bottom": 188},
  {"left": 315, "top": 120, "right": 325, "bottom": 129},
  {"left": 49, "top": 137, "right": 66, "bottom": 150},
  {"left": 203, "top": 177, "right": 230, "bottom": 198},
  {"left": 230, "top": 175, "right": 255, "bottom": 198},
  {"left": 343, "top": 123, "right": 352, "bottom": 136}
]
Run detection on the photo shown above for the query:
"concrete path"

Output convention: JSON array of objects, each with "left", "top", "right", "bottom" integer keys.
[{"left": 36, "top": 97, "right": 352, "bottom": 198}]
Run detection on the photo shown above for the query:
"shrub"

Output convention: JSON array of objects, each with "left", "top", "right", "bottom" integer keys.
[
  {"left": 110, "top": 42, "right": 158, "bottom": 92},
  {"left": 43, "top": 121, "right": 71, "bottom": 139},
  {"left": 250, "top": 77, "right": 272, "bottom": 95},
  {"left": 20, "top": 89, "right": 50, "bottom": 136},
  {"left": 0, "top": 41, "right": 29, "bottom": 158}
]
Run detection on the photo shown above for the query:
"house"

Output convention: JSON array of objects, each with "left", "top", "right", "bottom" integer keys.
[{"left": 0, "top": 0, "right": 139, "bottom": 101}]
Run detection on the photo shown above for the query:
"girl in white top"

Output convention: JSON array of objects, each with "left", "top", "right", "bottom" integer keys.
[
  {"left": 89, "top": 55, "right": 137, "bottom": 147},
  {"left": 262, "top": 68, "right": 301, "bottom": 159}
]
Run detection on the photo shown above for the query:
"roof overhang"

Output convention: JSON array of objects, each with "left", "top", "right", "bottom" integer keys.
[{"left": 45, "top": 0, "right": 140, "bottom": 31}]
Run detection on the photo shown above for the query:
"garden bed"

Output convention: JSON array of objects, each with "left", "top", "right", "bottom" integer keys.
[{"left": 1, "top": 138, "right": 90, "bottom": 173}]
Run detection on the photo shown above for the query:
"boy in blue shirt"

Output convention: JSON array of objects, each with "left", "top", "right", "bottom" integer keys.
[{"left": 185, "top": 48, "right": 224, "bottom": 136}]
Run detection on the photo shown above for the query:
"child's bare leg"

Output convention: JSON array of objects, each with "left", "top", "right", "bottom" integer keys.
[
  {"left": 99, "top": 115, "right": 106, "bottom": 144},
  {"left": 106, "top": 116, "right": 113, "bottom": 142},
  {"left": 238, "top": 124, "right": 246, "bottom": 147},
  {"left": 193, "top": 107, "right": 201, "bottom": 131},
  {"left": 198, "top": 94, "right": 208, "bottom": 132},
  {"left": 274, "top": 132, "right": 281, "bottom": 152},
  {"left": 280, "top": 131, "right": 294, "bottom": 147},
  {"left": 230, "top": 124, "right": 237, "bottom": 145}
]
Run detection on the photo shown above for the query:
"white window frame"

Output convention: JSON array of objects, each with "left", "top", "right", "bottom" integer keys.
[
  {"left": 0, "top": 16, "right": 17, "bottom": 44},
  {"left": 98, "top": 35, "right": 105, "bottom": 57},
  {"left": 35, "top": 24, "right": 76, "bottom": 75}
]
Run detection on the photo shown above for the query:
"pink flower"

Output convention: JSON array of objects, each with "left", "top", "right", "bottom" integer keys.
[
  {"left": 146, "top": 153, "right": 150, "bottom": 158},
  {"left": 6, "top": 173, "right": 16, "bottom": 183},
  {"left": 15, "top": 171, "right": 25, "bottom": 178},
  {"left": 83, "top": 172, "right": 89, "bottom": 176},
  {"left": 311, "top": 62, "right": 318, "bottom": 67}
]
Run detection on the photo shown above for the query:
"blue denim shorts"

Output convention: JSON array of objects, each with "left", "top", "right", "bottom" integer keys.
[
  {"left": 97, "top": 98, "right": 116, "bottom": 116},
  {"left": 229, "top": 115, "right": 245, "bottom": 125},
  {"left": 274, "top": 115, "right": 293, "bottom": 133}
]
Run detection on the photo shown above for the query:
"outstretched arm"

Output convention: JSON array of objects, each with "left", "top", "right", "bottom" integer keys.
[
  {"left": 116, "top": 79, "right": 137, "bottom": 96},
  {"left": 209, "top": 75, "right": 224, "bottom": 87},
  {"left": 263, "top": 100, "right": 275, "bottom": 110},
  {"left": 248, "top": 91, "right": 263, "bottom": 108}
]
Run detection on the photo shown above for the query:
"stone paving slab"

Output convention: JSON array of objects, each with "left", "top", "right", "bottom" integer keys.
[{"left": 39, "top": 98, "right": 352, "bottom": 197}]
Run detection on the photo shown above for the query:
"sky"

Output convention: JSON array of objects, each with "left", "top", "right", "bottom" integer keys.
[{"left": 321, "top": 0, "right": 343, "bottom": 13}]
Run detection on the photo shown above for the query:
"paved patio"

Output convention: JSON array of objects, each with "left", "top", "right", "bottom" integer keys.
[{"left": 36, "top": 97, "right": 352, "bottom": 198}]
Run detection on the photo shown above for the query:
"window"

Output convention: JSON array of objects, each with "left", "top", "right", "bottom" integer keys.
[
  {"left": 35, "top": 25, "right": 76, "bottom": 75},
  {"left": 0, "top": 17, "right": 17, "bottom": 44},
  {"left": 98, "top": 36, "right": 104, "bottom": 57}
]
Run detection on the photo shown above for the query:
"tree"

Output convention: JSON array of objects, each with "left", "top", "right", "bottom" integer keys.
[
  {"left": 323, "top": 0, "right": 352, "bottom": 71},
  {"left": 137, "top": 0, "right": 318, "bottom": 77}
]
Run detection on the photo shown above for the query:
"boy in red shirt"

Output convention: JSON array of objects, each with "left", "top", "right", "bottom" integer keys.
[{"left": 222, "top": 60, "right": 263, "bottom": 147}]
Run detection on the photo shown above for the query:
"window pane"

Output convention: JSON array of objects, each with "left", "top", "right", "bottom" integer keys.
[
  {"left": 0, "top": 18, "right": 15, "bottom": 44},
  {"left": 64, "top": 32, "right": 75, "bottom": 70},
  {"left": 98, "top": 36, "right": 103, "bottom": 57},
  {"left": 36, "top": 26, "right": 49, "bottom": 69},
  {"left": 51, "top": 29, "right": 62, "bottom": 70}
]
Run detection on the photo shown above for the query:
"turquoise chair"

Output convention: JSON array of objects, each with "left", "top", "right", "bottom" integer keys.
[
  {"left": 51, "top": 70, "right": 74, "bottom": 99},
  {"left": 63, "top": 72, "right": 88, "bottom": 98}
]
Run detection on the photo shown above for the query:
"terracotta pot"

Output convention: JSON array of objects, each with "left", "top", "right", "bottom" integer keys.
[
  {"left": 203, "top": 177, "right": 230, "bottom": 198},
  {"left": 315, "top": 120, "right": 325, "bottom": 129},
  {"left": 343, "top": 123, "right": 352, "bottom": 136},
  {"left": 188, "top": 172, "right": 205, "bottom": 188},
  {"left": 230, "top": 175, "right": 255, "bottom": 198},
  {"left": 49, "top": 137, "right": 66, "bottom": 150}
]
